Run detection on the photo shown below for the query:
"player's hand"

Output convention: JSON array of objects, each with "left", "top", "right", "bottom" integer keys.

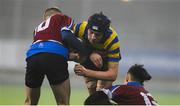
[
  {"left": 90, "top": 52, "right": 103, "bottom": 69},
  {"left": 74, "top": 64, "right": 87, "bottom": 76}
]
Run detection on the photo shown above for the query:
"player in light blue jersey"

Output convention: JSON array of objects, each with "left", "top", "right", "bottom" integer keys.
[{"left": 25, "top": 7, "right": 86, "bottom": 105}]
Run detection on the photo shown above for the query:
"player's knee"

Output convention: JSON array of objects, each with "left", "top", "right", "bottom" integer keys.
[{"left": 86, "top": 81, "right": 97, "bottom": 89}]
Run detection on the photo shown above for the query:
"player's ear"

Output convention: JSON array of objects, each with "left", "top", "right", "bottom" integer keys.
[{"left": 124, "top": 73, "right": 129, "bottom": 84}]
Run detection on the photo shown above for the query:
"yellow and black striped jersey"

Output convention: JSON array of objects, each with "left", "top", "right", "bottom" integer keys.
[{"left": 73, "top": 21, "right": 121, "bottom": 64}]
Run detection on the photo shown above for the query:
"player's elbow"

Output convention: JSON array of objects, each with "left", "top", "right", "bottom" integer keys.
[
  {"left": 107, "top": 71, "right": 117, "bottom": 81},
  {"left": 111, "top": 74, "right": 117, "bottom": 81},
  {"left": 107, "top": 65, "right": 119, "bottom": 81}
]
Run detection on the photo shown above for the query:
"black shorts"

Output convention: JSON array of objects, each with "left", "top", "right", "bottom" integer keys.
[{"left": 25, "top": 53, "right": 69, "bottom": 88}]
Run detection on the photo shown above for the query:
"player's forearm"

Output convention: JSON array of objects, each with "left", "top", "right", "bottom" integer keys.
[
  {"left": 84, "top": 69, "right": 117, "bottom": 81},
  {"left": 61, "top": 29, "right": 87, "bottom": 55}
]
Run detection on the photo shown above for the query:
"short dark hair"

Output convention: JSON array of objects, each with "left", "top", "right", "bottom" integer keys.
[
  {"left": 84, "top": 91, "right": 112, "bottom": 105},
  {"left": 128, "top": 64, "right": 152, "bottom": 84}
]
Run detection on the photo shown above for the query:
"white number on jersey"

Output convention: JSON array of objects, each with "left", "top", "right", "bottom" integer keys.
[{"left": 34, "top": 17, "right": 51, "bottom": 35}]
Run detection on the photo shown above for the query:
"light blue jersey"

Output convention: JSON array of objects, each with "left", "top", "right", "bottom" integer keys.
[{"left": 26, "top": 41, "right": 69, "bottom": 59}]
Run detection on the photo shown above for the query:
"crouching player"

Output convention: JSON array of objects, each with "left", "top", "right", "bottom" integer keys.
[{"left": 84, "top": 64, "right": 158, "bottom": 105}]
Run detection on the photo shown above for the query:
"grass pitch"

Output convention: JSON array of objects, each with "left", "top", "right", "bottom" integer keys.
[{"left": 0, "top": 85, "right": 179, "bottom": 105}]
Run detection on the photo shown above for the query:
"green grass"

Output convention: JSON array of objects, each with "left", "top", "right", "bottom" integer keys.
[
  {"left": 0, "top": 85, "right": 88, "bottom": 105},
  {"left": 153, "top": 92, "right": 180, "bottom": 105},
  {"left": 0, "top": 85, "right": 180, "bottom": 105}
]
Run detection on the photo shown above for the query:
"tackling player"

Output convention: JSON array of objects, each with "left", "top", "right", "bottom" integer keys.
[{"left": 73, "top": 12, "right": 121, "bottom": 94}]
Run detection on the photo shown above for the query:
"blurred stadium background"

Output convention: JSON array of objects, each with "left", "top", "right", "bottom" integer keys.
[{"left": 0, "top": 0, "right": 180, "bottom": 105}]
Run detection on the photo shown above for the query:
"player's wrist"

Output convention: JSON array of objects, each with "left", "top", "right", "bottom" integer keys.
[{"left": 83, "top": 68, "right": 89, "bottom": 77}]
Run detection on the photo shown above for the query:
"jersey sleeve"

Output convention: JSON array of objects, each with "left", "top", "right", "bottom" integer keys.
[
  {"left": 73, "top": 21, "right": 88, "bottom": 39},
  {"left": 61, "top": 15, "right": 74, "bottom": 32},
  {"left": 104, "top": 28, "right": 121, "bottom": 64}
]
